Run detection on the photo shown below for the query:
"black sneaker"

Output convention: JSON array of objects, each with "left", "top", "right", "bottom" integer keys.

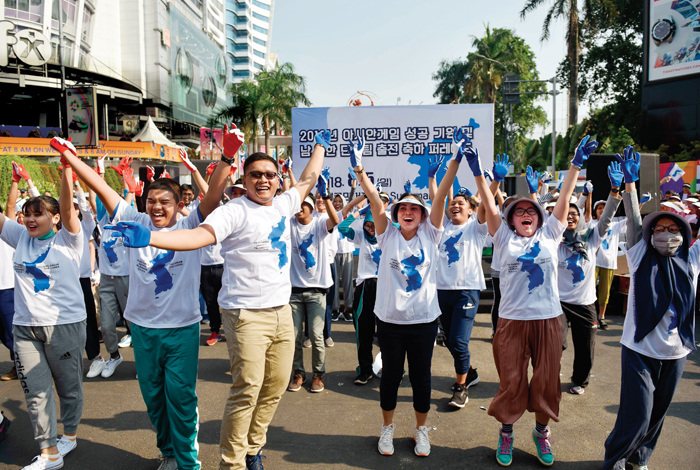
[
  {"left": 344, "top": 310, "right": 354, "bottom": 322},
  {"left": 332, "top": 311, "right": 343, "bottom": 322},
  {"left": 465, "top": 366, "right": 480, "bottom": 388},
  {"left": 599, "top": 318, "right": 609, "bottom": 330},
  {"left": 0, "top": 411, "right": 10, "bottom": 443},
  {"left": 354, "top": 372, "right": 373, "bottom": 385},
  {"left": 448, "top": 383, "right": 468, "bottom": 408},
  {"left": 245, "top": 451, "right": 265, "bottom": 470}
]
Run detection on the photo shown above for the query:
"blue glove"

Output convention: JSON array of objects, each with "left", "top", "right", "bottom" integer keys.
[
  {"left": 349, "top": 136, "right": 364, "bottom": 168},
  {"left": 615, "top": 145, "right": 640, "bottom": 183},
  {"left": 315, "top": 130, "right": 332, "bottom": 150},
  {"left": 104, "top": 221, "right": 152, "bottom": 248},
  {"left": 316, "top": 174, "right": 329, "bottom": 198},
  {"left": 571, "top": 135, "right": 598, "bottom": 168},
  {"left": 583, "top": 181, "right": 593, "bottom": 194},
  {"left": 492, "top": 154, "right": 510, "bottom": 182},
  {"left": 427, "top": 155, "right": 445, "bottom": 179},
  {"left": 404, "top": 179, "right": 412, "bottom": 194},
  {"left": 375, "top": 182, "right": 383, "bottom": 193},
  {"left": 608, "top": 161, "right": 624, "bottom": 187},
  {"left": 640, "top": 192, "right": 653, "bottom": 205},
  {"left": 457, "top": 187, "right": 472, "bottom": 197},
  {"left": 464, "top": 146, "right": 483, "bottom": 177},
  {"left": 483, "top": 169, "right": 493, "bottom": 182},
  {"left": 358, "top": 204, "right": 370, "bottom": 217},
  {"left": 322, "top": 166, "right": 331, "bottom": 181},
  {"left": 348, "top": 166, "right": 357, "bottom": 181},
  {"left": 526, "top": 166, "right": 540, "bottom": 194}
]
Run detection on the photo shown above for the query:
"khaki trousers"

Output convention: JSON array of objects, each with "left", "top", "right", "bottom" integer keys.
[{"left": 219, "top": 305, "right": 294, "bottom": 469}]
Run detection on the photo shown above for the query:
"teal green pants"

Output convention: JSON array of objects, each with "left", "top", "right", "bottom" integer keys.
[{"left": 132, "top": 323, "right": 201, "bottom": 470}]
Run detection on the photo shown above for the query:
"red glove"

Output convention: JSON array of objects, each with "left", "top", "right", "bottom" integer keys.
[
  {"left": 58, "top": 165, "right": 79, "bottom": 182},
  {"left": 230, "top": 166, "right": 238, "bottom": 178},
  {"left": 123, "top": 167, "right": 138, "bottom": 193},
  {"left": 50, "top": 137, "right": 77, "bottom": 166},
  {"left": 222, "top": 123, "right": 244, "bottom": 159},
  {"left": 110, "top": 156, "right": 133, "bottom": 176},
  {"left": 197, "top": 192, "right": 204, "bottom": 201},
  {"left": 12, "top": 161, "right": 30, "bottom": 183},
  {"left": 160, "top": 169, "right": 171, "bottom": 179},
  {"left": 135, "top": 181, "right": 144, "bottom": 197},
  {"left": 146, "top": 165, "right": 155, "bottom": 182},
  {"left": 206, "top": 162, "right": 219, "bottom": 177},
  {"left": 179, "top": 149, "right": 197, "bottom": 173}
]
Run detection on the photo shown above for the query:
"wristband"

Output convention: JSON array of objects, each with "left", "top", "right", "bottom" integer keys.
[
  {"left": 355, "top": 167, "right": 365, "bottom": 174},
  {"left": 281, "top": 174, "right": 289, "bottom": 179},
  {"left": 322, "top": 196, "right": 331, "bottom": 200},
  {"left": 610, "top": 187, "right": 620, "bottom": 194},
  {"left": 570, "top": 163, "right": 582, "bottom": 171},
  {"left": 221, "top": 155, "right": 235, "bottom": 165}
]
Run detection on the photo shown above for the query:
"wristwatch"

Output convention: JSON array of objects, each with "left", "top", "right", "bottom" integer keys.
[
  {"left": 220, "top": 154, "right": 235, "bottom": 165},
  {"left": 652, "top": 18, "right": 675, "bottom": 47},
  {"left": 611, "top": 187, "right": 620, "bottom": 194},
  {"left": 322, "top": 195, "right": 331, "bottom": 200}
]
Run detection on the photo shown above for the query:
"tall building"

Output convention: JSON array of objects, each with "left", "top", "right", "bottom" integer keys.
[{"left": 225, "top": 0, "right": 275, "bottom": 83}]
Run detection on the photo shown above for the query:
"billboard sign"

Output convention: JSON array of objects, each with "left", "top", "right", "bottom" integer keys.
[
  {"left": 648, "top": 0, "right": 700, "bottom": 82},
  {"left": 66, "top": 87, "right": 98, "bottom": 147}
]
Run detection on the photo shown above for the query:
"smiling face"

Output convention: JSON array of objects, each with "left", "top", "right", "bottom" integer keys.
[
  {"left": 315, "top": 192, "right": 326, "bottom": 213},
  {"left": 16, "top": 211, "right": 25, "bottom": 225},
  {"left": 397, "top": 202, "right": 425, "bottom": 233},
  {"left": 146, "top": 188, "right": 183, "bottom": 228},
  {"left": 449, "top": 195, "right": 473, "bottom": 225},
  {"left": 23, "top": 204, "right": 59, "bottom": 238},
  {"left": 333, "top": 195, "right": 343, "bottom": 211},
  {"left": 295, "top": 202, "right": 314, "bottom": 222},
  {"left": 242, "top": 160, "right": 279, "bottom": 206},
  {"left": 510, "top": 200, "right": 539, "bottom": 237},
  {"left": 230, "top": 187, "right": 246, "bottom": 199},
  {"left": 181, "top": 189, "right": 195, "bottom": 206},
  {"left": 566, "top": 205, "right": 580, "bottom": 231},
  {"left": 595, "top": 204, "right": 604, "bottom": 220},
  {"left": 364, "top": 221, "right": 376, "bottom": 238}
]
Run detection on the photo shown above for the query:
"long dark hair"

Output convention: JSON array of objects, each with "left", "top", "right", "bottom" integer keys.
[{"left": 23, "top": 196, "right": 62, "bottom": 230}]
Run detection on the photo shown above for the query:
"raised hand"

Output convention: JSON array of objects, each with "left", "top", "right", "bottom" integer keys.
[
  {"left": 12, "top": 161, "right": 30, "bottom": 182},
  {"left": 540, "top": 171, "right": 553, "bottom": 183},
  {"left": 104, "top": 221, "right": 151, "bottom": 248},
  {"left": 111, "top": 156, "right": 133, "bottom": 176},
  {"left": 358, "top": 204, "right": 371, "bottom": 217},
  {"left": 640, "top": 192, "right": 653, "bottom": 205},
  {"left": 348, "top": 166, "right": 357, "bottom": 181},
  {"left": 206, "top": 162, "right": 219, "bottom": 177},
  {"left": 160, "top": 169, "right": 171, "bottom": 179},
  {"left": 316, "top": 174, "right": 329, "bottom": 198},
  {"left": 375, "top": 182, "right": 383, "bottom": 193},
  {"left": 615, "top": 145, "right": 640, "bottom": 183},
  {"left": 404, "top": 179, "right": 412, "bottom": 194},
  {"left": 50, "top": 136, "right": 77, "bottom": 166},
  {"left": 96, "top": 154, "right": 106, "bottom": 175},
  {"left": 556, "top": 172, "right": 565, "bottom": 191},
  {"left": 458, "top": 187, "right": 472, "bottom": 197},
  {"left": 315, "top": 130, "right": 332, "bottom": 150},
  {"left": 179, "top": 149, "right": 197, "bottom": 173},
  {"left": 427, "top": 155, "right": 445, "bottom": 179},
  {"left": 322, "top": 166, "right": 332, "bottom": 181},
  {"left": 223, "top": 123, "right": 245, "bottom": 159},
  {"left": 349, "top": 135, "right": 364, "bottom": 168},
  {"left": 451, "top": 127, "right": 466, "bottom": 163},
  {"left": 583, "top": 181, "right": 593, "bottom": 194},
  {"left": 492, "top": 154, "right": 510, "bottom": 182},
  {"left": 463, "top": 146, "right": 483, "bottom": 177},
  {"left": 58, "top": 165, "right": 79, "bottom": 182},
  {"left": 608, "top": 161, "right": 624, "bottom": 187},
  {"left": 279, "top": 158, "right": 292, "bottom": 174},
  {"left": 123, "top": 167, "right": 138, "bottom": 193},
  {"left": 146, "top": 165, "right": 155, "bottom": 182},
  {"left": 571, "top": 135, "right": 598, "bottom": 168},
  {"left": 526, "top": 166, "right": 540, "bottom": 194},
  {"left": 135, "top": 181, "right": 144, "bottom": 197},
  {"left": 483, "top": 169, "right": 493, "bottom": 182}
]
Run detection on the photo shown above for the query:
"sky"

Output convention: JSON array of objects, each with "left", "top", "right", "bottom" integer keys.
[{"left": 270, "top": 0, "right": 590, "bottom": 139}]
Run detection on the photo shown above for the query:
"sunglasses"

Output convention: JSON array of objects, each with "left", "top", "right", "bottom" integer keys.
[{"left": 247, "top": 171, "right": 278, "bottom": 180}]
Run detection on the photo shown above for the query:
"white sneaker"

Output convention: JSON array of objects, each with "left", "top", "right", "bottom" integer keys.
[
  {"left": 378, "top": 423, "right": 395, "bottom": 456},
  {"left": 22, "top": 455, "right": 64, "bottom": 469},
  {"left": 118, "top": 334, "right": 132, "bottom": 348},
  {"left": 101, "top": 355, "right": 123, "bottom": 378},
  {"left": 86, "top": 357, "right": 106, "bottom": 378},
  {"left": 630, "top": 465, "right": 648, "bottom": 470},
  {"left": 156, "top": 455, "right": 177, "bottom": 470},
  {"left": 413, "top": 426, "right": 431, "bottom": 457},
  {"left": 56, "top": 436, "right": 77, "bottom": 457}
]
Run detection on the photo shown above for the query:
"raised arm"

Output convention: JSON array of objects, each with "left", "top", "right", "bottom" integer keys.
[
  {"left": 525, "top": 166, "right": 540, "bottom": 203},
  {"left": 342, "top": 193, "right": 367, "bottom": 218},
  {"left": 432, "top": 134, "right": 468, "bottom": 229},
  {"left": 351, "top": 136, "right": 387, "bottom": 235},
  {"left": 294, "top": 131, "right": 329, "bottom": 200},
  {"left": 60, "top": 165, "right": 81, "bottom": 235},
  {"left": 479, "top": 154, "right": 510, "bottom": 224},
  {"left": 464, "top": 146, "right": 500, "bottom": 236},
  {"left": 179, "top": 149, "right": 210, "bottom": 195},
  {"left": 427, "top": 154, "right": 443, "bottom": 204},
  {"left": 617, "top": 145, "right": 643, "bottom": 247},
  {"left": 551, "top": 136, "right": 598, "bottom": 226},
  {"left": 316, "top": 174, "right": 339, "bottom": 231},
  {"left": 195, "top": 126, "right": 243, "bottom": 218}
]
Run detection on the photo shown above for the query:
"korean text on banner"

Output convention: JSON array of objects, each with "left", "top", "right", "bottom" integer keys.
[{"left": 291, "top": 105, "right": 495, "bottom": 201}]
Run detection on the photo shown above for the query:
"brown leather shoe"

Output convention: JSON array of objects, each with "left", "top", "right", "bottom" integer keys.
[
  {"left": 1, "top": 365, "right": 17, "bottom": 381},
  {"left": 310, "top": 373, "right": 324, "bottom": 393},
  {"left": 288, "top": 372, "right": 305, "bottom": 392}
]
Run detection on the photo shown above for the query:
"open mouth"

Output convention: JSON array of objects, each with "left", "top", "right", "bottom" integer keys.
[
  {"left": 403, "top": 216, "right": 415, "bottom": 223},
  {"left": 256, "top": 183, "right": 270, "bottom": 193},
  {"left": 451, "top": 209, "right": 461, "bottom": 215},
  {"left": 521, "top": 219, "right": 533, "bottom": 228},
  {"left": 152, "top": 210, "right": 166, "bottom": 223},
  {"left": 27, "top": 223, "right": 38, "bottom": 232}
]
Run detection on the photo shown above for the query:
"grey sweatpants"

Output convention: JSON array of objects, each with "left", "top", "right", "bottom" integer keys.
[
  {"left": 99, "top": 274, "right": 129, "bottom": 354},
  {"left": 13, "top": 321, "right": 87, "bottom": 449},
  {"left": 333, "top": 252, "right": 354, "bottom": 311}
]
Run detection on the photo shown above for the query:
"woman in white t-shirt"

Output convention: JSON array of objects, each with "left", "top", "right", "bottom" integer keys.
[
  {"left": 352, "top": 133, "right": 459, "bottom": 459},
  {"left": 471, "top": 136, "right": 599, "bottom": 467},
  {"left": 604, "top": 147, "right": 699, "bottom": 470},
  {"left": 0, "top": 153, "right": 86, "bottom": 470}
]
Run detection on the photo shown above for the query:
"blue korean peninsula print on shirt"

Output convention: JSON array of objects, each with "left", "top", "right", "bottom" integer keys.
[
  {"left": 149, "top": 250, "right": 175, "bottom": 297},
  {"left": 565, "top": 252, "right": 585, "bottom": 285},
  {"left": 401, "top": 249, "right": 425, "bottom": 293},
  {"left": 269, "top": 217, "right": 288, "bottom": 269},
  {"left": 24, "top": 245, "right": 51, "bottom": 293},
  {"left": 299, "top": 233, "right": 316, "bottom": 270},
  {"left": 443, "top": 232, "right": 463, "bottom": 266},
  {"left": 517, "top": 241, "right": 547, "bottom": 292}
]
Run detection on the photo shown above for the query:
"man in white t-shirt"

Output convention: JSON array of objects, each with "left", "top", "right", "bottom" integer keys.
[{"left": 97, "top": 130, "right": 331, "bottom": 470}]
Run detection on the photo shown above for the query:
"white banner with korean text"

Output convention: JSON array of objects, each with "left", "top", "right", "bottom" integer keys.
[{"left": 291, "top": 104, "right": 495, "bottom": 202}]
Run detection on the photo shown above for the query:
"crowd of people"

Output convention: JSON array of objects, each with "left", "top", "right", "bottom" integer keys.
[{"left": 0, "top": 127, "right": 696, "bottom": 470}]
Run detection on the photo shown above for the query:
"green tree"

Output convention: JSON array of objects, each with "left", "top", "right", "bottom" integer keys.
[
  {"left": 212, "top": 62, "right": 310, "bottom": 153},
  {"left": 432, "top": 59, "right": 469, "bottom": 104},
  {"left": 521, "top": 0, "right": 617, "bottom": 126}
]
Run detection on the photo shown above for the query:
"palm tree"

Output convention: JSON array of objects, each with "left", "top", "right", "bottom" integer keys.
[
  {"left": 463, "top": 26, "right": 519, "bottom": 104},
  {"left": 432, "top": 59, "right": 469, "bottom": 104},
  {"left": 520, "top": 0, "right": 616, "bottom": 126},
  {"left": 211, "top": 62, "right": 310, "bottom": 154}
]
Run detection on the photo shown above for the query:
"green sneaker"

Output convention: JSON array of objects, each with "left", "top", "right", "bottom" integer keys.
[
  {"left": 496, "top": 428, "right": 514, "bottom": 466},
  {"left": 532, "top": 427, "right": 554, "bottom": 466}
]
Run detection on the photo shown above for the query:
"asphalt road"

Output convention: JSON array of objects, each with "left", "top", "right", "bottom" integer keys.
[{"left": 1, "top": 312, "right": 699, "bottom": 469}]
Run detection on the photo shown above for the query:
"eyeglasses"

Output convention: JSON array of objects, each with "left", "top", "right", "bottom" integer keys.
[
  {"left": 512, "top": 208, "right": 538, "bottom": 217},
  {"left": 653, "top": 224, "right": 681, "bottom": 234},
  {"left": 567, "top": 211, "right": 579, "bottom": 218},
  {"left": 247, "top": 171, "right": 278, "bottom": 180}
]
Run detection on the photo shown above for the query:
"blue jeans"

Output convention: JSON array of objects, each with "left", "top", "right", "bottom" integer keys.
[
  {"left": 0, "top": 288, "right": 15, "bottom": 360},
  {"left": 603, "top": 346, "right": 686, "bottom": 470},
  {"left": 291, "top": 291, "right": 326, "bottom": 374},
  {"left": 437, "top": 289, "right": 479, "bottom": 375}
]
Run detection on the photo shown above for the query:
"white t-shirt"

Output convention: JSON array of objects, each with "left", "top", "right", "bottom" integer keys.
[
  {"left": 204, "top": 187, "right": 301, "bottom": 310},
  {"left": 96, "top": 197, "right": 130, "bottom": 276},
  {"left": 0, "top": 239, "right": 15, "bottom": 290},
  {"left": 493, "top": 216, "right": 566, "bottom": 321},
  {"left": 374, "top": 219, "right": 443, "bottom": 324},
  {"left": 1, "top": 220, "right": 85, "bottom": 326},
  {"left": 290, "top": 215, "right": 333, "bottom": 288},
  {"left": 79, "top": 217, "right": 96, "bottom": 278},
  {"left": 336, "top": 211, "right": 356, "bottom": 254},
  {"left": 557, "top": 229, "right": 603, "bottom": 305},
  {"left": 620, "top": 240, "right": 700, "bottom": 360},
  {"left": 342, "top": 215, "right": 381, "bottom": 285},
  {"left": 200, "top": 201, "right": 224, "bottom": 266},
  {"left": 437, "top": 217, "right": 489, "bottom": 290},
  {"left": 313, "top": 210, "right": 338, "bottom": 260},
  {"left": 112, "top": 201, "right": 202, "bottom": 329},
  {"left": 591, "top": 218, "right": 627, "bottom": 270}
]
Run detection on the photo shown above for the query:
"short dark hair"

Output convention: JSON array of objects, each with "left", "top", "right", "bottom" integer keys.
[
  {"left": 23, "top": 196, "right": 62, "bottom": 229},
  {"left": 181, "top": 184, "right": 194, "bottom": 193},
  {"left": 243, "top": 152, "right": 278, "bottom": 174},
  {"left": 148, "top": 179, "right": 182, "bottom": 203}
]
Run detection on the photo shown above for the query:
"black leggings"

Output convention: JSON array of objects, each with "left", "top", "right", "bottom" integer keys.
[
  {"left": 80, "top": 277, "right": 100, "bottom": 361},
  {"left": 491, "top": 276, "right": 501, "bottom": 332},
  {"left": 377, "top": 318, "right": 438, "bottom": 414},
  {"left": 352, "top": 279, "right": 377, "bottom": 375}
]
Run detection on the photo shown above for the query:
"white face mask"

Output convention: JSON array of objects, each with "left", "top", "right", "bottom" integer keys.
[{"left": 651, "top": 231, "right": 683, "bottom": 257}]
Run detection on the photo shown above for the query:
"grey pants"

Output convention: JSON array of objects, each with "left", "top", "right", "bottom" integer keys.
[
  {"left": 333, "top": 253, "right": 354, "bottom": 311},
  {"left": 13, "top": 321, "right": 87, "bottom": 449},
  {"left": 291, "top": 291, "right": 326, "bottom": 374},
  {"left": 99, "top": 274, "right": 129, "bottom": 354}
]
